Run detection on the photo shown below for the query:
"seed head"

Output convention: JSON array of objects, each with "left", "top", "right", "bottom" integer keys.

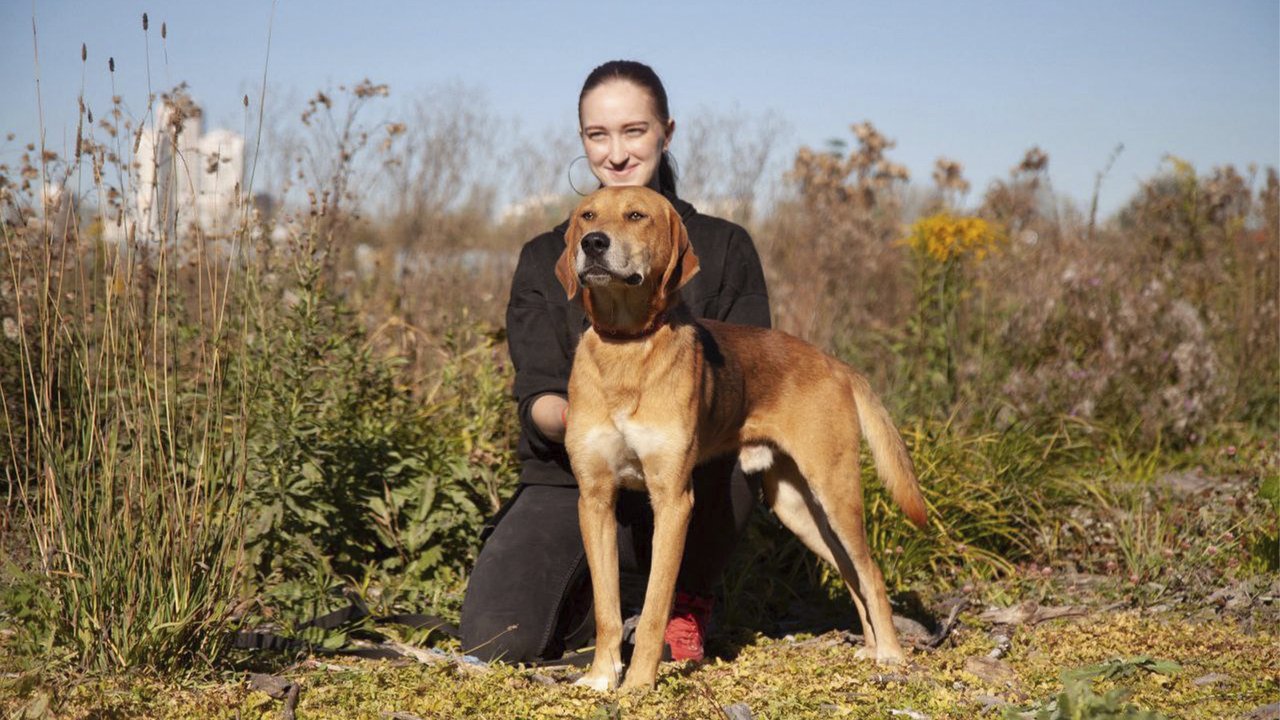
[
  {"left": 142, "top": 12, "right": 148, "bottom": 31},
  {"left": 109, "top": 57, "right": 115, "bottom": 73},
  {"left": 81, "top": 43, "right": 86, "bottom": 62},
  {"left": 161, "top": 22, "right": 167, "bottom": 39}
]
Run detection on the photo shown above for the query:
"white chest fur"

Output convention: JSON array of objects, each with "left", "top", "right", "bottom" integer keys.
[{"left": 580, "top": 412, "right": 682, "bottom": 490}]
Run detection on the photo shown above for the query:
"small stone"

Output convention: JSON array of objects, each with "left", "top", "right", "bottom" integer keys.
[
  {"left": 975, "top": 694, "right": 1007, "bottom": 710},
  {"left": 1157, "top": 469, "right": 1214, "bottom": 496},
  {"left": 1192, "top": 673, "right": 1230, "bottom": 687},
  {"left": 247, "top": 673, "right": 295, "bottom": 700},
  {"left": 964, "top": 656, "right": 1019, "bottom": 686},
  {"left": 892, "top": 615, "right": 932, "bottom": 639},
  {"left": 723, "top": 703, "right": 754, "bottom": 720},
  {"left": 1245, "top": 702, "right": 1280, "bottom": 720},
  {"left": 528, "top": 673, "right": 557, "bottom": 686}
]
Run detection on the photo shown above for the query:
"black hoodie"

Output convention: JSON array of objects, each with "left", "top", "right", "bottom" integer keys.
[{"left": 505, "top": 193, "right": 772, "bottom": 487}]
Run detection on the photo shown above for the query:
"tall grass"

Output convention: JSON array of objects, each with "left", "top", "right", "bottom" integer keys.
[{"left": 1, "top": 147, "right": 250, "bottom": 671}]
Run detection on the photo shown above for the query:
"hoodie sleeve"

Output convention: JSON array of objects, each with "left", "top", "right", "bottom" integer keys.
[
  {"left": 718, "top": 226, "right": 772, "bottom": 330},
  {"left": 506, "top": 238, "right": 572, "bottom": 453}
]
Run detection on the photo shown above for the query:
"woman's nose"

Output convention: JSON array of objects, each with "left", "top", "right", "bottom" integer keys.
[{"left": 607, "top": 137, "right": 628, "bottom": 165}]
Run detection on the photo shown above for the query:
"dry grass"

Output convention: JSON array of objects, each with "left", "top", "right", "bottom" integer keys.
[{"left": 2, "top": 606, "right": 1274, "bottom": 719}]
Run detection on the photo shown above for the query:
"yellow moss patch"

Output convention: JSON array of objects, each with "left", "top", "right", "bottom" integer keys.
[{"left": 3, "top": 611, "right": 1274, "bottom": 719}]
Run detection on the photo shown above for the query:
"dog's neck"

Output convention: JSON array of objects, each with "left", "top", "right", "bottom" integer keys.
[{"left": 583, "top": 288, "right": 684, "bottom": 341}]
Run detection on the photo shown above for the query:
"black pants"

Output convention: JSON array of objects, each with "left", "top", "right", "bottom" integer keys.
[{"left": 459, "top": 456, "right": 759, "bottom": 662}]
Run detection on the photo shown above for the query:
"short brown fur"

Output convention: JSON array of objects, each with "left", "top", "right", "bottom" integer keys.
[{"left": 559, "top": 186, "right": 927, "bottom": 692}]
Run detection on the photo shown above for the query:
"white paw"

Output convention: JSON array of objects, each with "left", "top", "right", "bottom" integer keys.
[
  {"left": 573, "top": 660, "right": 625, "bottom": 692},
  {"left": 876, "top": 650, "right": 905, "bottom": 665},
  {"left": 573, "top": 673, "right": 615, "bottom": 692}
]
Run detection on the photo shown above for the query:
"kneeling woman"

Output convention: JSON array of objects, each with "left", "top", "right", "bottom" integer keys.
[{"left": 460, "top": 59, "right": 771, "bottom": 663}]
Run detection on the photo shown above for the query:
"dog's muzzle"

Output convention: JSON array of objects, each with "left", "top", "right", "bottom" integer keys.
[{"left": 577, "top": 231, "right": 644, "bottom": 286}]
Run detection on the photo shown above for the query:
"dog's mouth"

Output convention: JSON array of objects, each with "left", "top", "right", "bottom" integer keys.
[{"left": 579, "top": 263, "right": 644, "bottom": 287}]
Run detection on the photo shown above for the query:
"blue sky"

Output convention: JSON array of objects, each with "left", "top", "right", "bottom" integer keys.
[{"left": 2, "top": 0, "right": 1277, "bottom": 218}]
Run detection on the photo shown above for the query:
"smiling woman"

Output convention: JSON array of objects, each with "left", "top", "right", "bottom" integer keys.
[
  {"left": 458, "top": 59, "right": 773, "bottom": 666},
  {"left": 578, "top": 62, "right": 675, "bottom": 192}
]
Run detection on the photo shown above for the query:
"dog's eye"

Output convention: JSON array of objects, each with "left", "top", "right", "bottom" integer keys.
[
  {"left": 626, "top": 211, "right": 646, "bottom": 221},
  {"left": 581, "top": 211, "right": 595, "bottom": 221}
]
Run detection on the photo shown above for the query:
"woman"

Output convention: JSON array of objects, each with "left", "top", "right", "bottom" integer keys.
[{"left": 460, "top": 60, "right": 771, "bottom": 664}]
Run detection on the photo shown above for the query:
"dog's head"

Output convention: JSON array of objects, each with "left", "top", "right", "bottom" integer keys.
[{"left": 555, "top": 186, "right": 700, "bottom": 326}]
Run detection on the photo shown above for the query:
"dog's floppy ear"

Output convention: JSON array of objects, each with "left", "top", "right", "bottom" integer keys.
[
  {"left": 663, "top": 201, "right": 700, "bottom": 294},
  {"left": 555, "top": 216, "right": 580, "bottom": 302}
]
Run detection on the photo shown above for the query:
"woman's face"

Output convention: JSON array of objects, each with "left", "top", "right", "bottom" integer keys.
[{"left": 579, "top": 79, "right": 674, "bottom": 190}]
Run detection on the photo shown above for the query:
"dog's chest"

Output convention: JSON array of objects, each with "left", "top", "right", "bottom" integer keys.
[{"left": 580, "top": 409, "right": 683, "bottom": 491}]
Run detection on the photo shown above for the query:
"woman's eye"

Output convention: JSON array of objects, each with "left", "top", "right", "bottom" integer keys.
[
  {"left": 627, "top": 212, "right": 645, "bottom": 221},
  {"left": 625, "top": 127, "right": 645, "bottom": 137}
]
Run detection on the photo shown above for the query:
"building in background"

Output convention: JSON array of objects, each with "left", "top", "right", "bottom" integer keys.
[{"left": 106, "top": 100, "right": 246, "bottom": 243}]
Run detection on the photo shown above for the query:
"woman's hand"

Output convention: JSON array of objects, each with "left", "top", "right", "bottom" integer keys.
[{"left": 531, "top": 394, "right": 569, "bottom": 444}]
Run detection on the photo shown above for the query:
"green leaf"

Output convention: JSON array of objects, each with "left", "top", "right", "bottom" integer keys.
[
  {"left": 1260, "top": 475, "right": 1280, "bottom": 513},
  {"left": 320, "top": 631, "right": 348, "bottom": 651}
]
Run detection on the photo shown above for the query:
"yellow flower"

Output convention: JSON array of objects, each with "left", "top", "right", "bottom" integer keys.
[{"left": 902, "top": 213, "right": 1005, "bottom": 264}]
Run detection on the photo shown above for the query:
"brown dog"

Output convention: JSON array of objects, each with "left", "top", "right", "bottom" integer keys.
[{"left": 556, "top": 186, "right": 927, "bottom": 691}]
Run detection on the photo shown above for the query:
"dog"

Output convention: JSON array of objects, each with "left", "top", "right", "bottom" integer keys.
[{"left": 555, "top": 186, "right": 927, "bottom": 691}]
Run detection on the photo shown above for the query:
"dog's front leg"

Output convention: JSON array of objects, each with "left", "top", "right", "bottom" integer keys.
[
  {"left": 621, "top": 465, "right": 695, "bottom": 691},
  {"left": 575, "top": 472, "right": 624, "bottom": 691}
]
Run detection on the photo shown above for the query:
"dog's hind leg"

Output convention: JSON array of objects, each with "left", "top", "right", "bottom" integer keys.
[
  {"left": 770, "top": 449, "right": 906, "bottom": 664},
  {"left": 763, "top": 458, "right": 876, "bottom": 656},
  {"left": 805, "top": 449, "right": 905, "bottom": 664}
]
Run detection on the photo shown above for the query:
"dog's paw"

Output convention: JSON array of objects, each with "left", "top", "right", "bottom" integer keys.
[
  {"left": 619, "top": 666, "right": 661, "bottom": 693},
  {"left": 573, "top": 660, "right": 625, "bottom": 692},
  {"left": 855, "top": 643, "right": 905, "bottom": 665},
  {"left": 875, "top": 649, "right": 906, "bottom": 665},
  {"left": 573, "top": 673, "right": 616, "bottom": 692}
]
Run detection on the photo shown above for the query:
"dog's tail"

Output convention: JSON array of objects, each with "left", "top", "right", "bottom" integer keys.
[{"left": 851, "top": 374, "right": 928, "bottom": 529}]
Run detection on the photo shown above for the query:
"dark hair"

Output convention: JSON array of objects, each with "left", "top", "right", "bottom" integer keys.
[{"left": 578, "top": 60, "right": 678, "bottom": 195}]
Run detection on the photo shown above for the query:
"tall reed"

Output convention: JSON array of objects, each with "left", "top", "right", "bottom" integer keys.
[{"left": 1, "top": 89, "right": 250, "bottom": 671}]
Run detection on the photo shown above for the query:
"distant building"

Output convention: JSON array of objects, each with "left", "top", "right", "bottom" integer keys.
[
  {"left": 498, "top": 192, "right": 568, "bottom": 224},
  {"left": 106, "top": 100, "right": 246, "bottom": 243}
]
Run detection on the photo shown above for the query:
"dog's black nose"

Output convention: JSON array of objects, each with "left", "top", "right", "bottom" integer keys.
[{"left": 581, "top": 232, "right": 610, "bottom": 258}]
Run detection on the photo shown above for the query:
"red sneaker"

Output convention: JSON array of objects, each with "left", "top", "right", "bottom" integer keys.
[{"left": 664, "top": 590, "right": 714, "bottom": 661}]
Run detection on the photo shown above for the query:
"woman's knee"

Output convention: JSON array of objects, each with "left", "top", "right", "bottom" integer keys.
[
  {"left": 459, "top": 484, "right": 586, "bottom": 661},
  {"left": 459, "top": 608, "right": 547, "bottom": 662}
]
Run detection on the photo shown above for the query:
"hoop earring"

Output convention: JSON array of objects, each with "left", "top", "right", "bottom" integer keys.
[{"left": 567, "top": 155, "right": 593, "bottom": 197}]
